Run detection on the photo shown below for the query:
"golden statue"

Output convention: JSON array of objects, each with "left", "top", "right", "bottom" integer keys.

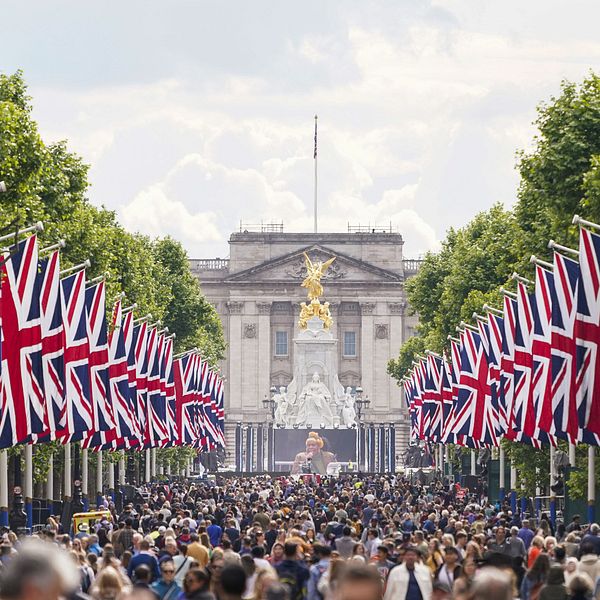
[
  {"left": 298, "top": 252, "right": 336, "bottom": 330},
  {"left": 301, "top": 252, "right": 336, "bottom": 300}
]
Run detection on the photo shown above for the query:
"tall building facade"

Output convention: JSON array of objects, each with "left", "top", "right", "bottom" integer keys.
[{"left": 190, "top": 227, "right": 421, "bottom": 467}]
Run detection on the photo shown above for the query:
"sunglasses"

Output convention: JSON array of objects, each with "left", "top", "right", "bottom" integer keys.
[{"left": 162, "top": 569, "right": 175, "bottom": 574}]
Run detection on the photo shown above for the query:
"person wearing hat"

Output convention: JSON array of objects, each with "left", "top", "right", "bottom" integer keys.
[{"left": 291, "top": 432, "right": 335, "bottom": 475}]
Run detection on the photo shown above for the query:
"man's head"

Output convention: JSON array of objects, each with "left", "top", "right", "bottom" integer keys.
[
  {"left": 184, "top": 568, "right": 210, "bottom": 596},
  {"left": 403, "top": 546, "right": 420, "bottom": 570},
  {"left": 376, "top": 545, "right": 390, "bottom": 562},
  {"left": 160, "top": 559, "right": 176, "bottom": 584},
  {"left": 470, "top": 567, "right": 513, "bottom": 600},
  {"left": 164, "top": 537, "right": 178, "bottom": 556},
  {"left": 495, "top": 526, "right": 506, "bottom": 542},
  {"left": 0, "top": 540, "right": 79, "bottom": 600},
  {"left": 134, "top": 564, "right": 153, "bottom": 584},
  {"left": 444, "top": 547, "right": 459, "bottom": 566},
  {"left": 334, "top": 564, "right": 382, "bottom": 600},
  {"left": 284, "top": 542, "right": 298, "bottom": 560},
  {"left": 221, "top": 564, "right": 247, "bottom": 599}
]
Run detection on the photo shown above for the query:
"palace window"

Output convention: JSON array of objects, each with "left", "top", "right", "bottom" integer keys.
[
  {"left": 343, "top": 331, "right": 357, "bottom": 357},
  {"left": 275, "top": 331, "right": 288, "bottom": 356}
]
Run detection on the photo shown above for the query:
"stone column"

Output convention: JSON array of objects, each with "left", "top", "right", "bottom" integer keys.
[
  {"left": 387, "top": 301, "right": 406, "bottom": 413},
  {"left": 360, "top": 302, "right": 375, "bottom": 412},
  {"left": 257, "top": 302, "right": 272, "bottom": 416},
  {"left": 227, "top": 301, "right": 244, "bottom": 416}
]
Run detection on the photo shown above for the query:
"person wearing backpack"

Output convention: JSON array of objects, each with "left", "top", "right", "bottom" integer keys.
[
  {"left": 275, "top": 542, "right": 310, "bottom": 600},
  {"left": 308, "top": 545, "right": 332, "bottom": 600}
]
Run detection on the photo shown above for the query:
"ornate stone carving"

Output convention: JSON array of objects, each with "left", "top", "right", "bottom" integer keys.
[
  {"left": 388, "top": 301, "right": 406, "bottom": 314},
  {"left": 256, "top": 302, "right": 272, "bottom": 315},
  {"left": 285, "top": 254, "right": 345, "bottom": 280},
  {"left": 227, "top": 301, "right": 244, "bottom": 314},
  {"left": 243, "top": 323, "right": 257, "bottom": 338},
  {"left": 361, "top": 302, "right": 376, "bottom": 315},
  {"left": 375, "top": 324, "right": 388, "bottom": 339}
]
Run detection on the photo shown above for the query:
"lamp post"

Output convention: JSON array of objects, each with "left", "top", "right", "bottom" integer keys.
[
  {"left": 353, "top": 387, "right": 370, "bottom": 420},
  {"left": 262, "top": 387, "right": 277, "bottom": 421}
]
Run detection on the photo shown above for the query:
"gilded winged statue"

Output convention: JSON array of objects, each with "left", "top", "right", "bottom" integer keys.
[{"left": 301, "top": 252, "right": 336, "bottom": 300}]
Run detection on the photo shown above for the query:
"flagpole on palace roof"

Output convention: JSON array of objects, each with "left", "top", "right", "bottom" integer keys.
[{"left": 314, "top": 114, "right": 318, "bottom": 234}]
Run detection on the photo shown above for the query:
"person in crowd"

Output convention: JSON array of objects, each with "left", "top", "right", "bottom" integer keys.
[
  {"left": 577, "top": 541, "right": 600, "bottom": 584},
  {"left": 569, "top": 573, "right": 594, "bottom": 600},
  {"left": 518, "top": 520, "right": 535, "bottom": 551},
  {"left": 128, "top": 540, "right": 161, "bottom": 582},
  {"left": 521, "top": 552, "right": 551, "bottom": 600},
  {"left": 308, "top": 544, "right": 332, "bottom": 600},
  {"left": 453, "top": 556, "right": 477, "bottom": 600},
  {"left": 435, "top": 546, "right": 461, "bottom": 590},
  {"left": 384, "top": 546, "right": 432, "bottom": 600},
  {"left": 539, "top": 565, "right": 567, "bottom": 600},
  {"left": 151, "top": 558, "right": 181, "bottom": 600},
  {"left": 221, "top": 563, "right": 248, "bottom": 600},
  {"left": 334, "top": 564, "right": 383, "bottom": 600},
  {"left": 182, "top": 567, "right": 215, "bottom": 600},
  {"left": 275, "top": 543, "right": 310, "bottom": 600}
]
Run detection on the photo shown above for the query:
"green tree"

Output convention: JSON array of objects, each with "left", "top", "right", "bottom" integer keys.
[
  {"left": 0, "top": 70, "right": 224, "bottom": 362},
  {"left": 515, "top": 73, "right": 600, "bottom": 255}
]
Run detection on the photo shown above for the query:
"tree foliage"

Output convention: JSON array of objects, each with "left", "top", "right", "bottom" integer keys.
[
  {"left": 389, "top": 72, "right": 600, "bottom": 499},
  {"left": 0, "top": 71, "right": 224, "bottom": 364}
]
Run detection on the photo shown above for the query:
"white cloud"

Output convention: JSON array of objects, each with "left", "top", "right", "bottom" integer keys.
[{"left": 26, "top": 0, "right": 600, "bottom": 261}]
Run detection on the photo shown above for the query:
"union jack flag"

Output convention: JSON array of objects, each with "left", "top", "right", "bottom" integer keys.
[
  {"left": 440, "top": 353, "right": 454, "bottom": 443},
  {"left": 500, "top": 295, "right": 517, "bottom": 440},
  {"left": 60, "top": 270, "right": 93, "bottom": 441},
  {"left": 122, "top": 311, "right": 141, "bottom": 445},
  {"left": 548, "top": 252, "right": 579, "bottom": 444},
  {"left": 477, "top": 317, "right": 501, "bottom": 440},
  {"left": 108, "top": 300, "right": 140, "bottom": 446},
  {"left": 84, "top": 282, "right": 116, "bottom": 447},
  {"left": 412, "top": 359, "right": 427, "bottom": 440},
  {"left": 146, "top": 328, "right": 168, "bottom": 446},
  {"left": 133, "top": 322, "right": 149, "bottom": 443},
  {"left": 531, "top": 265, "right": 556, "bottom": 443},
  {"left": 575, "top": 227, "right": 600, "bottom": 442},
  {"left": 39, "top": 251, "right": 66, "bottom": 440},
  {"left": 512, "top": 282, "right": 535, "bottom": 441},
  {"left": 423, "top": 354, "right": 443, "bottom": 441},
  {"left": 441, "top": 340, "right": 461, "bottom": 443},
  {"left": 454, "top": 328, "right": 497, "bottom": 446},
  {"left": 206, "top": 368, "right": 225, "bottom": 448},
  {"left": 0, "top": 235, "right": 46, "bottom": 446},
  {"left": 487, "top": 312, "right": 506, "bottom": 435},
  {"left": 174, "top": 353, "right": 200, "bottom": 446},
  {"left": 161, "top": 336, "right": 177, "bottom": 447}
]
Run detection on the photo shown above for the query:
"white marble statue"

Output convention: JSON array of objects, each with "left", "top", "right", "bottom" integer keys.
[
  {"left": 296, "top": 372, "right": 334, "bottom": 426},
  {"left": 341, "top": 387, "right": 357, "bottom": 427},
  {"left": 273, "top": 387, "right": 290, "bottom": 426}
]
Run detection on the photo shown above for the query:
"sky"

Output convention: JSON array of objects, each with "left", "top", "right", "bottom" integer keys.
[{"left": 3, "top": 0, "right": 600, "bottom": 259}]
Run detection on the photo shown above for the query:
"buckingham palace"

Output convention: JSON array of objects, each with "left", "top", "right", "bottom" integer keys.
[{"left": 190, "top": 224, "right": 421, "bottom": 470}]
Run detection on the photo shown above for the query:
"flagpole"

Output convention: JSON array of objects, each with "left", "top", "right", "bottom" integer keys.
[{"left": 314, "top": 114, "right": 318, "bottom": 234}]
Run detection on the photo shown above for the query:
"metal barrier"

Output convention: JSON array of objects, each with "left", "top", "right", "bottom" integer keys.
[{"left": 31, "top": 499, "right": 52, "bottom": 527}]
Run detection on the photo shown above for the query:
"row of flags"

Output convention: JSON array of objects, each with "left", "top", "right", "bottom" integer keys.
[
  {"left": 0, "top": 231, "right": 225, "bottom": 452},
  {"left": 403, "top": 215, "right": 600, "bottom": 449}
]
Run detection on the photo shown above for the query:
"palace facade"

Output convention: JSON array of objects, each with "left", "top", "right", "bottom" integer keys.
[{"left": 190, "top": 227, "right": 421, "bottom": 468}]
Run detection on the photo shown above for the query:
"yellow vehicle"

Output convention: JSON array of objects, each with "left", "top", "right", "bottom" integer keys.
[{"left": 72, "top": 510, "right": 112, "bottom": 535}]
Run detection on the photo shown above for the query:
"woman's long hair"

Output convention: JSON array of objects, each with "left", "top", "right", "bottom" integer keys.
[{"left": 527, "top": 553, "right": 551, "bottom": 582}]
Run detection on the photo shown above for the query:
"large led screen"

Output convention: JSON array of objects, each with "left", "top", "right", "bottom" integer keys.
[{"left": 273, "top": 428, "right": 357, "bottom": 474}]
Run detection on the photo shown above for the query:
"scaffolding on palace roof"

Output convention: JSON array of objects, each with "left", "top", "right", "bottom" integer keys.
[
  {"left": 239, "top": 220, "right": 284, "bottom": 233},
  {"left": 347, "top": 222, "right": 399, "bottom": 234}
]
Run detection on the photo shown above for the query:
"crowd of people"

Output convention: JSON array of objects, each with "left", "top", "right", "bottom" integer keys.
[{"left": 0, "top": 471, "right": 599, "bottom": 600}]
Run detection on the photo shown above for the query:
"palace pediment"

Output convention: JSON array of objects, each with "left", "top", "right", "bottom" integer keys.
[{"left": 224, "top": 245, "right": 402, "bottom": 284}]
